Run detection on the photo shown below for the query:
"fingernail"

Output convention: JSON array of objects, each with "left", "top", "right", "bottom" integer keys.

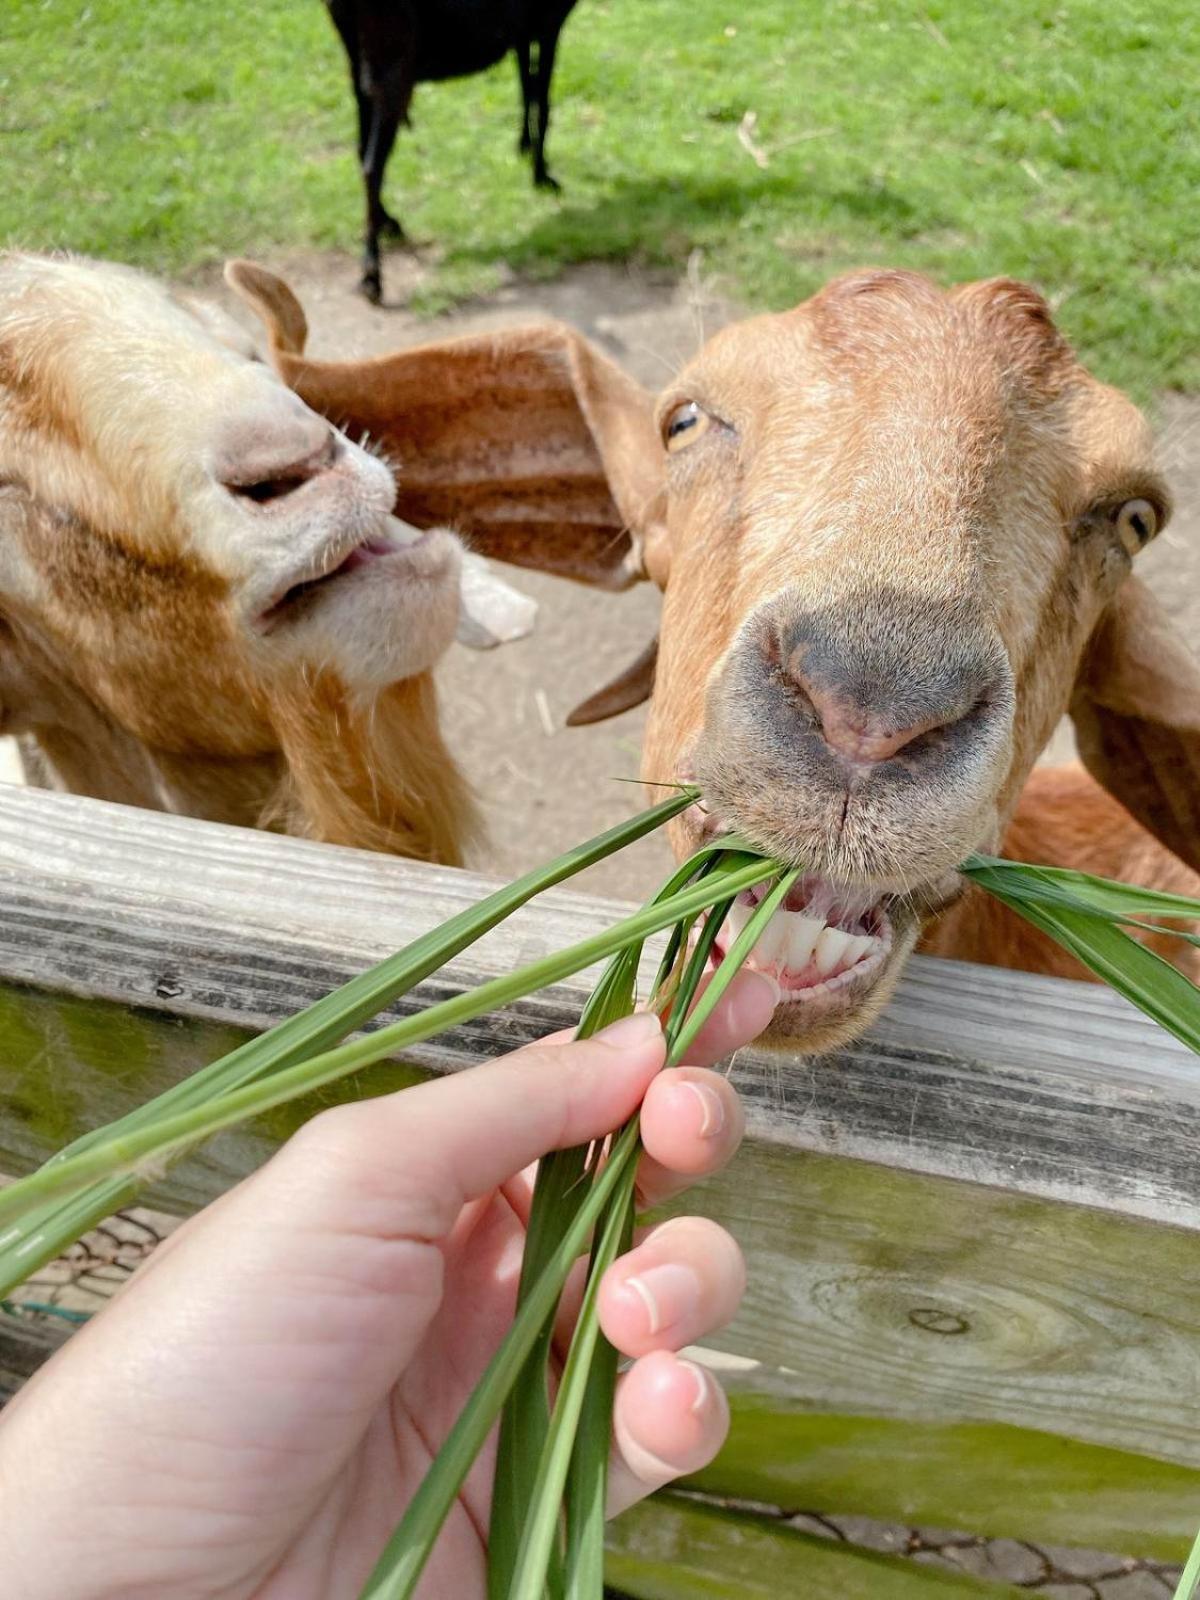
[
  {"left": 622, "top": 1261, "right": 701, "bottom": 1335},
  {"left": 679, "top": 1358, "right": 715, "bottom": 1415},
  {"left": 678, "top": 1079, "right": 725, "bottom": 1138},
  {"left": 595, "top": 1012, "right": 663, "bottom": 1049}
]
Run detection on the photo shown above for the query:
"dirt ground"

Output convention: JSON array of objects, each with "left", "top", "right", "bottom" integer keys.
[{"left": 199, "top": 249, "right": 1200, "bottom": 902}]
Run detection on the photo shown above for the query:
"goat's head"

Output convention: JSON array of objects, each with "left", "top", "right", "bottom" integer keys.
[
  {"left": 0, "top": 253, "right": 470, "bottom": 858},
  {"left": 246, "top": 264, "right": 1200, "bottom": 1048},
  {"left": 635, "top": 271, "right": 1195, "bottom": 1044}
]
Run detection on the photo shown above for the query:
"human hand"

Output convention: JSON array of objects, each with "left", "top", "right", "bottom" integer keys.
[{"left": 0, "top": 972, "right": 774, "bottom": 1600}]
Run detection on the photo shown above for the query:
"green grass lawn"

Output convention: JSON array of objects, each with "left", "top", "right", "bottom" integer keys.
[{"left": 2, "top": 0, "right": 1197, "bottom": 395}]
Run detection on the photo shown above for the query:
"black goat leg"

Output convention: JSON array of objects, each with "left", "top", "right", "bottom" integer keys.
[
  {"left": 516, "top": 40, "right": 535, "bottom": 154},
  {"left": 530, "top": 28, "right": 562, "bottom": 191},
  {"left": 355, "top": 85, "right": 403, "bottom": 239},
  {"left": 359, "top": 74, "right": 409, "bottom": 302}
]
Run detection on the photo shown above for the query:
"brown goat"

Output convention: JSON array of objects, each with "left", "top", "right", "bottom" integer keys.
[
  {"left": 0, "top": 253, "right": 476, "bottom": 864},
  {"left": 239, "top": 263, "right": 1199, "bottom": 1050}
]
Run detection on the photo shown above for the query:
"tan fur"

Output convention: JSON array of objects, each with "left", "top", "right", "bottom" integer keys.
[
  {"left": 252, "top": 262, "right": 1199, "bottom": 1047},
  {"left": 266, "top": 672, "right": 473, "bottom": 864},
  {"left": 0, "top": 253, "right": 476, "bottom": 864}
]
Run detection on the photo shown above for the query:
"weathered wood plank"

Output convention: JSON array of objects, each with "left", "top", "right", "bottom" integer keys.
[
  {"left": 605, "top": 1494, "right": 1025, "bottom": 1598},
  {"left": 0, "top": 784, "right": 1197, "bottom": 1226},
  {"left": 676, "top": 1138, "right": 1200, "bottom": 1473}
]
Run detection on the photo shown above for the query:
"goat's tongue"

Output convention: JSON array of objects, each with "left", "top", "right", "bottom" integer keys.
[
  {"left": 338, "top": 539, "right": 391, "bottom": 574},
  {"left": 712, "top": 879, "right": 891, "bottom": 995}
]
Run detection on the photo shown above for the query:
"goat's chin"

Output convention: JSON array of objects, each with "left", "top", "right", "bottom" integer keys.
[{"left": 287, "top": 532, "right": 462, "bottom": 690}]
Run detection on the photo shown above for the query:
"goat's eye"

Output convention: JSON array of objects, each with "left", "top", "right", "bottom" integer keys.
[
  {"left": 664, "top": 401, "right": 710, "bottom": 453},
  {"left": 1114, "top": 497, "right": 1158, "bottom": 555}
]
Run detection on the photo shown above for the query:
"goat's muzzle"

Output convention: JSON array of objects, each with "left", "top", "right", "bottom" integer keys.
[{"left": 695, "top": 586, "right": 1016, "bottom": 893}]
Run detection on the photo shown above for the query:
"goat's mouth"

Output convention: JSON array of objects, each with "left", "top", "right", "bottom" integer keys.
[
  {"left": 677, "top": 780, "right": 963, "bottom": 1047},
  {"left": 711, "top": 876, "right": 896, "bottom": 1017},
  {"left": 255, "top": 523, "right": 453, "bottom": 632}
]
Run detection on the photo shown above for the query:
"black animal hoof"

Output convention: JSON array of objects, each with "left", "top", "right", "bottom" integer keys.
[
  {"left": 518, "top": 129, "right": 532, "bottom": 154},
  {"left": 378, "top": 213, "right": 407, "bottom": 242},
  {"left": 534, "top": 170, "right": 562, "bottom": 193},
  {"left": 360, "top": 272, "right": 383, "bottom": 304}
]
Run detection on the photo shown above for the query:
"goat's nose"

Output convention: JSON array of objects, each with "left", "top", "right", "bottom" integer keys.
[
  {"left": 215, "top": 406, "right": 340, "bottom": 505},
  {"left": 770, "top": 603, "right": 1007, "bottom": 772},
  {"left": 789, "top": 667, "right": 956, "bottom": 765}
]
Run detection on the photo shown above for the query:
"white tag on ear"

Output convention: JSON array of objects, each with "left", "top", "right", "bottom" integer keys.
[{"left": 456, "top": 551, "right": 539, "bottom": 650}]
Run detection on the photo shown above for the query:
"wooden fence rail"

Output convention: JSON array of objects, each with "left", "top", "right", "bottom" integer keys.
[{"left": 1, "top": 784, "right": 1198, "bottom": 1590}]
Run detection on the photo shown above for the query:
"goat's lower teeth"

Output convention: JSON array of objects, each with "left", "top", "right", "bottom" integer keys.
[
  {"left": 785, "top": 914, "right": 824, "bottom": 971},
  {"left": 717, "top": 900, "right": 884, "bottom": 984},
  {"left": 814, "top": 926, "right": 852, "bottom": 974}
]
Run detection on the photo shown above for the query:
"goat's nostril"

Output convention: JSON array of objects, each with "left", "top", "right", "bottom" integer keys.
[
  {"left": 218, "top": 423, "right": 339, "bottom": 506},
  {"left": 817, "top": 703, "right": 944, "bottom": 764},
  {"left": 785, "top": 662, "right": 972, "bottom": 767},
  {"left": 229, "top": 472, "right": 311, "bottom": 505}
]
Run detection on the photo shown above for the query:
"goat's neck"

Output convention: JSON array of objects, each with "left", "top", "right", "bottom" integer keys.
[
  {"left": 15, "top": 660, "right": 478, "bottom": 864},
  {"left": 266, "top": 670, "right": 479, "bottom": 866},
  {"left": 20, "top": 715, "right": 284, "bottom": 829}
]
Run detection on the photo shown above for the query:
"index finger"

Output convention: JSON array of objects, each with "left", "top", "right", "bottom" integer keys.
[{"left": 281, "top": 1011, "right": 666, "bottom": 1243}]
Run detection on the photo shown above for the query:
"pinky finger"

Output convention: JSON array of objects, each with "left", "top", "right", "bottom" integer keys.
[{"left": 606, "top": 1350, "right": 729, "bottom": 1518}]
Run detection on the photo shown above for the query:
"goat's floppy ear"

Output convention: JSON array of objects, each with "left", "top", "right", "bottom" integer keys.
[
  {"left": 1070, "top": 576, "right": 1200, "bottom": 874},
  {"left": 230, "top": 275, "right": 667, "bottom": 590},
  {"left": 224, "top": 260, "right": 309, "bottom": 359},
  {"left": 566, "top": 636, "right": 658, "bottom": 725}
]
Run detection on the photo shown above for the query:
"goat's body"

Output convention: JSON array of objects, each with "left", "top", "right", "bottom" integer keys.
[
  {"left": 325, "top": 0, "right": 580, "bottom": 301},
  {"left": 924, "top": 764, "right": 1200, "bottom": 982}
]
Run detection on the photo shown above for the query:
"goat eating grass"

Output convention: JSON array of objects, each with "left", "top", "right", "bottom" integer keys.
[{"left": 241, "top": 262, "right": 1200, "bottom": 1050}]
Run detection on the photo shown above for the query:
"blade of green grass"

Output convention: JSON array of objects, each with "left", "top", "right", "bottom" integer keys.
[
  {"left": 1173, "top": 1529, "right": 1200, "bottom": 1600},
  {"left": 506, "top": 1158, "right": 633, "bottom": 1600},
  {"left": 963, "top": 855, "right": 1200, "bottom": 945},
  {"left": 488, "top": 850, "right": 724, "bottom": 1599},
  {"left": 977, "top": 882, "right": 1200, "bottom": 1055},
  {"left": 561, "top": 1194, "right": 632, "bottom": 1600},
  {"left": 557, "top": 895, "right": 740, "bottom": 1600},
  {"left": 561, "top": 876, "right": 744, "bottom": 1599},
  {"left": 487, "top": 943, "right": 643, "bottom": 1600},
  {"left": 356, "top": 1116, "right": 644, "bottom": 1600}
]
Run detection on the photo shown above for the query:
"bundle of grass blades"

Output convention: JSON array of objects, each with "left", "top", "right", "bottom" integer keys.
[{"left": 1, "top": 791, "right": 1199, "bottom": 1600}]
